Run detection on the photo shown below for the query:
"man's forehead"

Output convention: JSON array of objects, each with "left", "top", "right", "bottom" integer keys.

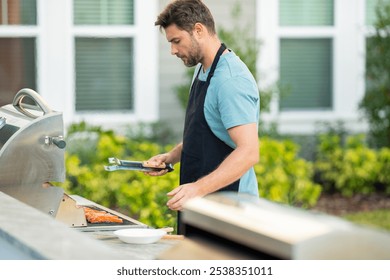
[{"left": 165, "top": 24, "right": 189, "bottom": 41}]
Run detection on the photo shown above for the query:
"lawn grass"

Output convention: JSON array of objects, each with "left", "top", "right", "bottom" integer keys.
[{"left": 343, "top": 209, "right": 390, "bottom": 232}]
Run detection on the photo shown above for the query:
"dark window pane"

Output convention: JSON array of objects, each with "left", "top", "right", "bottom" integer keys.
[
  {"left": 75, "top": 38, "right": 134, "bottom": 111},
  {"left": 0, "top": 0, "right": 37, "bottom": 25},
  {"left": 0, "top": 38, "right": 36, "bottom": 106},
  {"left": 280, "top": 39, "right": 333, "bottom": 110},
  {"left": 74, "top": 0, "right": 134, "bottom": 25},
  {"left": 280, "top": 0, "right": 334, "bottom": 26}
]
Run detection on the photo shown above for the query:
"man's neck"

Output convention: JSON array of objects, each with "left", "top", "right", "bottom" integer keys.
[{"left": 201, "top": 38, "right": 224, "bottom": 72}]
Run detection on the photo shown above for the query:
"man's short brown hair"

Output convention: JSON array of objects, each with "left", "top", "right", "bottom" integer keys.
[{"left": 155, "top": 0, "right": 216, "bottom": 35}]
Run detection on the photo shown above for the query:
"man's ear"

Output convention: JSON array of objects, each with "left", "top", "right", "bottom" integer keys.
[{"left": 193, "top": 22, "right": 204, "bottom": 38}]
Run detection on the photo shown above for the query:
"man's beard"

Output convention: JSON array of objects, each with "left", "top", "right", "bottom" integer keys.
[{"left": 182, "top": 36, "right": 202, "bottom": 67}]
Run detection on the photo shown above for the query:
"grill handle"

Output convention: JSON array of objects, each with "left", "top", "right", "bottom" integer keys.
[{"left": 13, "top": 88, "right": 53, "bottom": 119}]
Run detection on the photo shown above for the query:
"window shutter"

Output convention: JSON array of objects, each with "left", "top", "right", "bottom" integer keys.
[
  {"left": 279, "top": 0, "right": 334, "bottom": 26},
  {"left": 75, "top": 38, "right": 134, "bottom": 111},
  {"left": 279, "top": 39, "right": 333, "bottom": 110},
  {"left": 74, "top": 0, "right": 134, "bottom": 25}
]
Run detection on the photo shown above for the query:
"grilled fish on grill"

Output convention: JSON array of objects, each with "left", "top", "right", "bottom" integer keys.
[{"left": 83, "top": 207, "right": 123, "bottom": 224}]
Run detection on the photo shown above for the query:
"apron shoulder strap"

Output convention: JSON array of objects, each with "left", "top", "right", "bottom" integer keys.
[{"left": 206, "top": 43, "right": 227, "bottom": 83}]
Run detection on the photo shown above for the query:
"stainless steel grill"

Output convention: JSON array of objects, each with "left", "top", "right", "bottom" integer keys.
[
  {"left": 0, "top": 88, "right": 146, "bottom": 231},
  {"left": 160, "top": 192, "right": 390, "bottom": 260}
]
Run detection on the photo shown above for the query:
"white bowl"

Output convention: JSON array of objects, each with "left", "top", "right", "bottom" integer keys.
[{"left": 114, "top": 228, "right": 167, "bottom": 244}]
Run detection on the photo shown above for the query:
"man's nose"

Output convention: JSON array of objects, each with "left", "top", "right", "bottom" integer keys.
[{"left": 171, "top": 44, "right": 178, "bottom": 56}]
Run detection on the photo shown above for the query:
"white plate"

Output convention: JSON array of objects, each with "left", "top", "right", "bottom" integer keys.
[{"left": 114, "top": 228, "right": 167, "bottom": 244}]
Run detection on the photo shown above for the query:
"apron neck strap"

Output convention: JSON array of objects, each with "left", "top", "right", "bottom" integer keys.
[{"left": 206, "top": 43, "right": 227, "bottom": 83}]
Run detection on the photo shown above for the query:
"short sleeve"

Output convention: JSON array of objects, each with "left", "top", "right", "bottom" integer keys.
[{"left": 218, "top": 76, "right": 259, "bottom": 130}]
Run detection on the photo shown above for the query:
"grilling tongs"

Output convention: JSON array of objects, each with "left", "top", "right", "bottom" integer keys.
[{"left": 104, "top": 157, "right": 174, "bottom": 173}]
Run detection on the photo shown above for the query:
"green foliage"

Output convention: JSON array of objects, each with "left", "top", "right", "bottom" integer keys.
[
  {"left": 314, "top": 133, "right": 390, "bottom": 196},
  {"left": 256, "top": 137, "right": 322, "bottom": 208},
  {"left": 174, "top": 1, "right": 273, "bottom": 113},
  {"left": 60, "top": 122, "right": 179, "bottom": 230},
  {"left": 359, "top": 1, "right": 390, "bottom": 148}
]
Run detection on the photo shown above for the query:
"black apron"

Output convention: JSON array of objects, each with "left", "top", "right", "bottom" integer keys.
[{"left": 177, "top": 43, "right": 239, "bottom": 233}]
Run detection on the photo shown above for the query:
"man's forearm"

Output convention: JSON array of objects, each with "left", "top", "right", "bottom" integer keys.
[
  {"left": 167, "top": 142, "right": 183, "bottom": 164},
  {"left": 195, "top": 145, "right": 258, "bottom": 196}
]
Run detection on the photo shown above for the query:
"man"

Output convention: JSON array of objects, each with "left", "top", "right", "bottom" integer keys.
[{"left": 146, "top": 0, "right": 260, "bottom": 215}]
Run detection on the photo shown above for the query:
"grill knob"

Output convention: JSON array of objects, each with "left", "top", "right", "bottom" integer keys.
[
  {"left": 45, "top": 136, "right": 66, "bottom": 149},
  {"left": 52, "top": 137, "right": 66, "bottom": 149}
]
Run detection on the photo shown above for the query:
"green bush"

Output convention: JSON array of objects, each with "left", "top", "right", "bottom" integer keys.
[
  {"left": 378, "top": 147, "right": 390, "bottom": 193},
  {"left": 256, "top": 137, "right": 322, "bottom": 208},
  {"left": 314, "top": 134, "right": 390, "bottom": 196}
]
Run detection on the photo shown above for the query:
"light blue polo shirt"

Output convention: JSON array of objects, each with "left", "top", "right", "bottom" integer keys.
[{"left": 192, "top": 50, "right": 260, "bottom": 197}]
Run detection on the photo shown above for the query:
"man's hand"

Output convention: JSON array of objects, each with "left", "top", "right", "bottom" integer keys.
[
  {"left": 143, "top": 153, "right": 171, "bottom": 176},
  {"left": 166, "top": 183, "right": 200, "bottom": 211},
  {"left": 143, "top": 143, "right": 183, "bottom": 176}
]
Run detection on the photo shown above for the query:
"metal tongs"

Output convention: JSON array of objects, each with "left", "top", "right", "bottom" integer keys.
[{"left": 104, "top": 157, "right": 174, "bottom": 172}]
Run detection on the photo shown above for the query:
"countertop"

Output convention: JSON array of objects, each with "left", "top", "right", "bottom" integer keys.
[{"left": 0, "top": 191, "right": 180, "bottom": 260}]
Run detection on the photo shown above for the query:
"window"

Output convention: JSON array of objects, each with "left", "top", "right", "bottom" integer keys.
[
  {"left": 279, "top": 0, "right": 334, "bottom": 26},
  {"left": 279, "top": 39, "right": 333, "bottom": 110},
  {"left": 73, "top": 0, "right": 135, "bottom": 112},
  {"left": 0, "top": 0, "right": 37, "bottom": 106}
]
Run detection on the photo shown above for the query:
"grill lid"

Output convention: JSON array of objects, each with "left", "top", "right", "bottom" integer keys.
[{"left": 0, "top": 88, "right": 66, "bottom": 216}]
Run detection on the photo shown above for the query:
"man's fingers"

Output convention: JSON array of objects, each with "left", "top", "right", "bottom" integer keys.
[
  {"left": 167, "top": 185, "right": 183, "bottom": 196},
  {"left": 144, "top": 169, "right": 168, "bottom": 176},
  {"left": 143, "top": 160, "right": 166, "bottom": 168},
  {"left": 167, "top": 188, "right": 185, "bottom": 210}
]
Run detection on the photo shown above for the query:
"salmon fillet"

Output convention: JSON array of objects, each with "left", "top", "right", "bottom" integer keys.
[{"left": 84, "top": 207, "right": 123, "bottom": 224}]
